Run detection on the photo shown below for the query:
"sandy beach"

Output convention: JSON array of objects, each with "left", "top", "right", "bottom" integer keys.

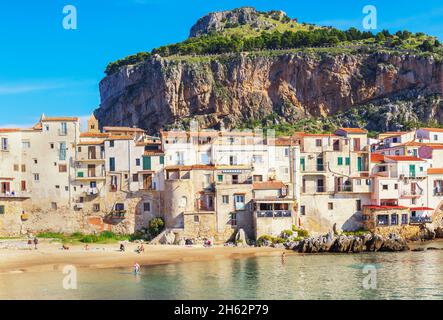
[{"left": 0, "top": 239, "right": 285, "bottom": 274}]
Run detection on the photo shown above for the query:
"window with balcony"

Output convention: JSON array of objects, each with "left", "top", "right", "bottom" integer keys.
[
  {"left": 59, "top": 142, "right": 66, "bottom": 161},
  {"left": 234, "top": 194, "right": 245, "bottom": 211}
]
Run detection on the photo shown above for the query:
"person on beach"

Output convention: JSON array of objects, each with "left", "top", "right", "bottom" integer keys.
[
  {"left": 136, "top": 244, "right": 145, "bottom": 254},
  {"left": 33, "top": 237, "right": 38, "bottom": 250},
  {"left": 84, "top": 244, "right": 89, "bottom": 251},
  {"left": 120, "top": 243, "right": 125, "bottom": 252},
  {"left": 27, "top": 238, "right": 33, "bottom": 250},
  {"left": 62, "top": 244, "right": 70, "bottom": 250},
  {"left": 134, "top": 262, "right": 140, "bottom": 274}
]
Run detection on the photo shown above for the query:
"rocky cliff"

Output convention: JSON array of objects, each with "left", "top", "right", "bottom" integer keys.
[{"left": 95, "top": 8, "right": 443, "bottom": 134}]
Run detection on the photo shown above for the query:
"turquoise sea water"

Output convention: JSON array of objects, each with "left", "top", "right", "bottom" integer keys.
[{"left": 1, "top": 248, "right": 443, "bottom": 300}]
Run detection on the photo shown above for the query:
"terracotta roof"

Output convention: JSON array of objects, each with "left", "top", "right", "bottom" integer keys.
[
  {"left": 293, "top": 132, "right": 338, "bottom": 137},
  {"left": 103, "top": 126, "right": 144, "bottom": 132},
  {"left": 421, "top": 128, "right": 443, "bottom": 133},
  {"left": 385, "top": 155, "right": 425, "bottom": 162},
  {"left": 42, "top": 117, "right": 79, "bottom": 122},
  {"left": 80, "top": 132, "right": 110, "bottom": 138},
  {"left": 253, "top": 181, "right": 286, "bottom": 190},
  {"left": 273, "top": 138, "right": 294, "bottom": 146},
  {"left": 427, "top": 168, "right": 443, "bottom": 174},
  {"left": 410, "top": 207, "right": 434, "bottom": 211},
  {"left": 77, "top": 140, "right": 105, "bottom": 146},
  {"left": 106, "top": 135, "right": 133, "bottom": 141},
  {"left": 371, "top": 153, "right": 385, "bottom": 163},
  {"left": 0, "top": 177, "right": 14, "bottom": 181},
  {"left": 336, "top": 128, "right": 368, "bottom": 134},
  {"left": 0, "top": 128, "right": 20, "bottom": 133},
  {"left": 364, "top": 205, "right": 409, "bottom": 210}
]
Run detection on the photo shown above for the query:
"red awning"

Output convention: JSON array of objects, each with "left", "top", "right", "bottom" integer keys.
[{"left": 410, "top": 207, "right": 434, "bottom": 211}]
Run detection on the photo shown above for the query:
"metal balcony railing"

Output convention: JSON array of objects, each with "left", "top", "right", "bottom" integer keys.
[{"left": 256, "top": 210, "right": 292, "bottom": 218}]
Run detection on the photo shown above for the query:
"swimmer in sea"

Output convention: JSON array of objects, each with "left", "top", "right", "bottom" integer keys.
[{"left": 134, "top": 262, "right": 140, "bottom": 274}]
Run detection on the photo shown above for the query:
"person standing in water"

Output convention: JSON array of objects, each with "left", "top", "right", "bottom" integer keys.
[
  {"left": 134, "top": 262, "right": 140, "bottom": 274},
  {"left": 281, "top": 252, "right": 286, "bottom": 265}
]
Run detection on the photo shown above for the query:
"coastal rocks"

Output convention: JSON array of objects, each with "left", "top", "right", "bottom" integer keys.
[
  {"left": 235, "top": 228, "right": 248, "bottom": 246},
  {"left": 291, "top": 233, "right": 410, "bottom": 254},
  {"left": 160, "top": 230, "right": 176, "bottom": 245},
  {"left": 419, "top": 224, "right": 436, "bottom": 240}
]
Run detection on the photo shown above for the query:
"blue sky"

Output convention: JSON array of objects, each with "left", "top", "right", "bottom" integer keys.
[{"left": 1, "top": 0, "right": 443, "bottom": 127}]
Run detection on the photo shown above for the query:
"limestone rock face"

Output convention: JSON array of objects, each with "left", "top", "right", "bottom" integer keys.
[{"left": 95, "top": 51, "right": 443, "bottom": 134}]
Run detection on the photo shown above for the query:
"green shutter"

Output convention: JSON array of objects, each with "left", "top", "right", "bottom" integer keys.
[
  {"left": 159, "top": 155, "right": 164, "bottom": 165},
  {"left": 0, "top": 205, "right": 4, "bottom": 214},
  {"left": 345, "top": 157, "right": 350, "bottom": 166},
  {"left": 143, "top": 156, "right": 151, "bottom": 170},
  {"left": 218, "top": 175, "right": 223, "bottom": 182},
  {"left": 77, "top": 172, "right": 84, "bottom": 178},
  {"left": 357, "top": 157, "right": 362, "bottom": 172},
  {"left": 337, "top": 157, "right": 343, "bottom": 166},
  {"left": 300, "top": 158, "right": 305, "bottom": 171}
]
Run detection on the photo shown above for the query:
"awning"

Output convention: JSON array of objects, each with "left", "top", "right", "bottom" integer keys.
[{"left": 410, "top": 207, "right": 434, "bottom": 211}]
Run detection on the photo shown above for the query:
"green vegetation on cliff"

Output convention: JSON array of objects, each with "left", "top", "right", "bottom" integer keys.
[{"left": 104, "top": 8, "right": 442, "bottom": 75}]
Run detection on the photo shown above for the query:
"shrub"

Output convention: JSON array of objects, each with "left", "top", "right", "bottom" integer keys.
[
  {"left": 36, "top": 232, "right": 66, "bottom": 239},
  {"left": 292, "top": 225, "right": 309, "bottom": 238},
  {"left": 257, "top": 235, "right": 274, "bottom": 246},
  {"left": 281, "top": 230, "right": 293, "bottom": 238},
  {"left": 148, "top": 217, "right": 165, "bottom": 237}
]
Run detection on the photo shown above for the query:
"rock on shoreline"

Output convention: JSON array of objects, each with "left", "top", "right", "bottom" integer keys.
[{"left": 285, "top": 232, "right": 409, "bottom": 253}]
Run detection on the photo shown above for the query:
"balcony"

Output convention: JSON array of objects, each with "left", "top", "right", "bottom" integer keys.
[
  {"left": 434, "top": 188, "right": 443, "bottom": 196},
  {"left": 335, "top": 184, "right": 353, "bottom": 193},
  {"left": 401, "top": 190, "right": 423, "bottom": 198},
  {"left": 410, "top": 216, "right": 432, "bottom": 224},
  {"left": 0, "top": 192, "right": 31, "bottom": 199},
  {"left": 256, "top": 210, "right": 292, "bottom": 218}
]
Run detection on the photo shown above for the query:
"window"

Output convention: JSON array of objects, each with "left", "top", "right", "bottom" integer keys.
[
  {"left": 315, "top": 139, "right": 322, "bottom": 147},
  {"left": 284, "top": 148, "right": 290, "bottom": 157},
  {"left": 217, "top": 175, "right": 223, "bottom": 182},
  {"left": 229, "top": 155, "right": 237, "bottom": 165},
  {"left": 143, "top": 156, "right": 151, "bottom": 170},
  {"left": 434, "top": 134, "right": 438, "bottom": 141},
  {"left": 253, "top": 175, "right": 263, "bottom": 182},
  {"left": 50, "top": 143, "right": 54, "bottom": 149},
  {"left": 300, "top": 205, "right": 306, "bottom": 216},
  {"left": 65, "top": 186, "right": 68, "bottom": 191},
  {"left": 93, "top": 204, "right": 100, "bottom": 212},
  {"left": 231, "top": 212, "right": 237, "bottom": 227},
  {"left": 51, "top": 202, "right": 58, "bottom": 210},
  {"left": 143, "top": 202, "right": 151, "bottom": 212},
  {"left": 136, "top": 158, "right": 141, "bottom": 166},
  {"left": 115, "top": 203, "right": 125, "bottom": 211},
  {"left": 0, "top": 205, "right": 4, "bottom": 214},
  {"left": 59, "top": 164, "right": 67, "bottom": 173},
  {"left": 194, "top": 215, "right": 200, "bottom": 223},
  {"left": 44, "top": 124, "right": 49, "bottom": 131},
  {"left": 13, "top": 164, "right": 19, "bottom": 171},
  {"left": 33, "top": 159, "right": 38, "bottom": 164},
  {"left": 232, "top": 175, "right": 239, "bottom": 184},
  {"left": 22, "top": 140, "right": 30, "bottom": 149},
  {"left": 366, "top": 179, "right": 371, "bottom": 186},
  {"left": 34, "top": 173, "right": 40, "bottom": 181},
  {"left": 234, "top": 194, "right": 245, "bottom": 210},
  {"left": 124, "top": 174, "right": 128, "bottom": 180},
  {"left": 412, "top": 198, "right": 417, "bottom": 205},
  {"left": 391, "top": 214, "right": 398, "bottom": 225},
  {"left": 356, "top": 179, "right": 362, "bottom": 186},
  {"left": 159, "top": 156, "right": 164, "bottom": 165},
  {"left": 55, "top": 185, "right": 60, "bottom": 189},
  {"left": 21, "top": 180, "right": 26, "bottom": 191},
  {"left": 133, "top": 174, "right": 139, "bottom": 182},
  {"left": 337, "top": 157, "right": 343, "bottom": 166},
  {"left": 21, "top": 165, "right": 26, "bottom": 172},
  {"left": 59, "top": 142, "right": 66, "bottom": 160},
  {"left": 382, "top": 184, "right": 388, "bottom": 190},
  {"left": 222, "top": 195, "right": 229, "bottom": 204},
  {"left": 109, "top": 140, "right": 115, "bottom": 147},
  {"left": 1, "top": 137, "right": 8, "bottom": 151},
  {"left": 252, "top": 155, "right": 263, "bottom": 164},
  {"left": 356, "top": 200, "right": 362, "bottom": 211},
  {"left": 345, "top": 157, "right": 350, "bottom": 166},
  {"left": 109, "top": 157, "right": 115, "bottom": 171},
  {"left": 110, "top": 175, "right": 118, "bottom": 191},
  {"left": 328, "top": 202, "right": 333, "bottom": 210},
  {"left": 401, "top": 214, "right": 408, "bottom": 225},
  {"left": 394, "top": 184, "right": 398, "bottom": 190},
  {"left": 60, "top": 122, "right": 68, "bottom": 135},
  {"left": 77, "top": 172, "right": 84, "bottom": 178}
]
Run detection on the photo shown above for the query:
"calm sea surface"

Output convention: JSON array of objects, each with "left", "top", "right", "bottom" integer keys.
[{"left": 1, "top": 247, "right": 443, "bottom": 300}]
